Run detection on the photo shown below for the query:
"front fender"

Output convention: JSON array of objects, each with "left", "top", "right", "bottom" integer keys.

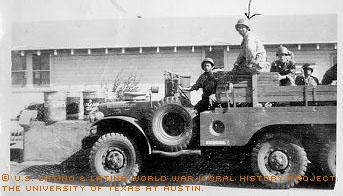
[{"left": 91, "top": 116, "right": 152, "bottom": 154}]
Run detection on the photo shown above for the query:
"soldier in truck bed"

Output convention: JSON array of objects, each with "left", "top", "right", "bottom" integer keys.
[
  {"left": 295, "top": 63, "right": 320, "bottom": 86},
  {"left": 321, "top": 64, "right": 337, "bottom": 85},
  {"left": 270, "top": 46, "right": 296, "bottom": 86},
  {"left": 180, "top": 57, "right": 218, "bottom": 113},
  {"left": 232, "top": 18, "right": 269, "bottom": 73}
]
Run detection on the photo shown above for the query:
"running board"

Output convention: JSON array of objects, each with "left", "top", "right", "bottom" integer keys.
[{"left": 151, "top": 150, "right": 201, "bottom": 157}]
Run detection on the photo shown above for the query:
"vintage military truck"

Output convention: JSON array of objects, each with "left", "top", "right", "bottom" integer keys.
[{"left": 82, "top": 71, "right": 336, "bottom": 189}]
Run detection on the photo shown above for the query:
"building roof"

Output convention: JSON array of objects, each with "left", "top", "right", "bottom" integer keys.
[{"left": 12, "top": 14, "right": 337, "bottom": 50}]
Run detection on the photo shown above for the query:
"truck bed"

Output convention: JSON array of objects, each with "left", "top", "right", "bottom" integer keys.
[{"left": 216, "top": 72, "right": 337, "bottom": 106}]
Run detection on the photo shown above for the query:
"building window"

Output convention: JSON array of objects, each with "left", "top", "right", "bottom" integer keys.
[
  {"left": 11, "top": 53, "right": 27, "bottom": 87},
  {"left": 32, "top": 54, "right": 50, "bottom": 87},
  {"left": 205, "top": 47, "right": 224, "bottom": 68}
]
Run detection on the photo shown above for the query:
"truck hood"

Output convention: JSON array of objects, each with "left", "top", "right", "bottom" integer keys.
[{"left": 98, "top": 100, "right": 156, "bottom": 119}]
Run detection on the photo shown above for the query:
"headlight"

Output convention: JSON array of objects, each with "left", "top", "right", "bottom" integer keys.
[
  {"left": 95, "top": 111, "right": 104, "bottom": 120},
  {"left": 89, "top": 125, "right": 98, "bottom": 135},
  {"left": 89, "top": 110, "right": 104, "bottom": 122}
]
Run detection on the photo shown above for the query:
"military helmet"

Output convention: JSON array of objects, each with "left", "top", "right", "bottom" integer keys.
[
  {"left": 302, "top": 63, "right": 315, "bottom": 72},
  {"left": 201, "top": 57, "right": 214, "bottom": 69},
  {"left": 276, "top": 46, "right": 290, "bottom": 56},
  {"left": 235, "top": 18, "right": 251, "bottom": 31}
]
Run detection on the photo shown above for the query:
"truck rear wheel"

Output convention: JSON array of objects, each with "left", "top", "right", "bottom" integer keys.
[
  {"left": 319, "top": 141, "right": 336, "bottom": 176},
  {"left": 148, "top": 96, "right": 193, "bottom": 152},
  {"left": 251, "top": 133, "right": 308, "bottom": 189},
  {"left": 89, "top": 133, "right": 141, "bottom": 185}
]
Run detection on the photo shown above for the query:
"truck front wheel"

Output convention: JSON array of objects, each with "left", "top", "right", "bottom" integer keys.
[
  {"left": 89, "top": 133, "right": 141, "bottom": 185},
  {"left": 251, "top": 133, "right": 308, "bottom": 189}
]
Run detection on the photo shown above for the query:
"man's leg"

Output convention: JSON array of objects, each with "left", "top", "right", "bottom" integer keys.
[{"left": 194, "top": 99, "right": 210, "bottom": 114}]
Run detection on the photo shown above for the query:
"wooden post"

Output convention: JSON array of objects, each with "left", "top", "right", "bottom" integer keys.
[
  {"left": 252, "top": 74, "right": 258, "bottom": 107},
  {"left": 312, "top": 87, "right": 318, "bottom": 106},
  {"left": 312, "top": 87, "right": 317, "bottom": 102},
  {"left": 226, "top": 83, "right": 230, "bottom": 110},
  {"left": 233, "top": 87, "right": 236, "bottom": 109},
  {"left": 304, "top": 86, "right": 308, "bottom": 106}
]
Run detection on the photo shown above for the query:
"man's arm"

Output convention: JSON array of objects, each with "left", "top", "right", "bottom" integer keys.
[
  {"left": 180, "top": 74, "right": 203, "bottom": 91},
  {"left": 270, "top": 62, "right": 278, "bottom": 72},
  {"left": 233, "top": 52, "right": 245, "bottom": 68},
  {"left": 314, "top": 77, "right": 320, "bottom": 85},
  {"left": 190, "top": 75, "right": 203, "bottom": 91}
]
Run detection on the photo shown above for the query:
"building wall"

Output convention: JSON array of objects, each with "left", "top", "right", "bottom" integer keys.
[
  {"left": 10, "top": 44, "right": 336, "bottom": 118},
  {"left": 13, "top": 45, "right": 336, "bottom": 90},
  {"left": 10, "top": 49, "right": 205, "bottom": 118},
  {"left": 52, "top": 49, "right": 204, "bottom": 106},
  {"left": 52, "top": 49, "right": 202, "bottom": 86}
]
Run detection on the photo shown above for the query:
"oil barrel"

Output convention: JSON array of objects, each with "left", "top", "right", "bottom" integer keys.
[
  {"left": 44, "top": 91, "right": 66, "bottom": 122},
  {"left": 66, "top": 91, "right": 84, "bottom": 120},
  {"left": 83, "top": 91, "right": 105, "bottom": 120}
]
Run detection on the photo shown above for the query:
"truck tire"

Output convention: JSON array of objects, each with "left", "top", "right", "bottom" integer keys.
[
  {"left": 89, "top": 133, "right": 141, "bottom": 186},
  {"left": 251, "top": 133, "right": 308, "bottom": 189},
  {"left": 319, "top": 141, "right": 336, "bottom": 176},
  {"left": 148, "top": 96, "right": 193, "bottom": 152}
]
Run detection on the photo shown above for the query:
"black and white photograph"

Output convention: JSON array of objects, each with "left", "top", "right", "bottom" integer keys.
[{"left": 0, "top": 0, "right": 341, "bottom": 195}]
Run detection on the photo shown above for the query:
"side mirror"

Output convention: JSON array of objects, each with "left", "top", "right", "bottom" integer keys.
[{"left": 151, "top": 86, "right": 159, "bottom": 94}]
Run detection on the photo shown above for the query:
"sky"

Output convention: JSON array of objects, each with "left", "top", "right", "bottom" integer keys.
[{"left": 10, "top": 0, "right": 339, "bottom": 21}]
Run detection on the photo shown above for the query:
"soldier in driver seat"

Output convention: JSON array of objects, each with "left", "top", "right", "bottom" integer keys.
[{"left": 180, "top": 57, "right": 218, "bottom": 114}]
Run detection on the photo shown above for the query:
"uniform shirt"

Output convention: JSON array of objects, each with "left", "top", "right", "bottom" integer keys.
[
  {"left": 270, "top": 60, "right": 296, "bottom": 86},
  {"left": 190, "top": 72, "right": 217, "bottom": 99},
  {"left": 270, "top": 59, "right": 295, "bottom": 75},
  {"left": 234, "top": 31, "right": 267, "bottom": 67},
  {"left": 295, "top": 75, "right": 319, "bottom": 86}
]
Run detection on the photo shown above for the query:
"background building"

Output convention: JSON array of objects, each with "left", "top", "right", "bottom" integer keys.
[{"left": 10, "top": 15, "right": 337, "bottom": 117}]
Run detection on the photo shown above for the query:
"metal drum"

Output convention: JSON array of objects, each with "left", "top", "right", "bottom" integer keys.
[
  {"left": 44, "top": 91, "right": 66, "bottom": 122},
  {"left": 66, "top": 91, "right": 84, "bottom": 120}
]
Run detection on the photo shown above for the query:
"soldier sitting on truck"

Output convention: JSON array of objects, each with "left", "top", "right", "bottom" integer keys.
[
  {"left": 232, "top": 18, "right": 269, "bottom": 74},
  {"left": 180, "top": 57, "right": 217, "bottom": 114},
  {"left": 295, "top": 63, "right": 320, "bottom": 86},
  {"left": 321, "top": 64, "right": 337, "bottom": 85},
  {"left": 270, "top": 46, "right": 296, "bottom": 86}
]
